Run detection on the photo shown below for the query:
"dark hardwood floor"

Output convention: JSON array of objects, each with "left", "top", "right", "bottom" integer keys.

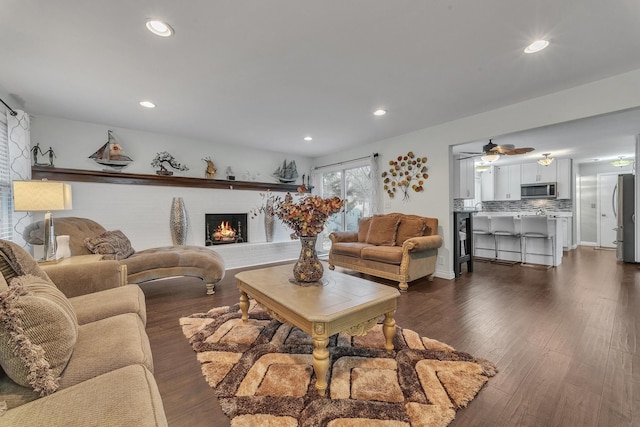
[{"left": 140, "top": 246, "right": 639, "bottom": 427}]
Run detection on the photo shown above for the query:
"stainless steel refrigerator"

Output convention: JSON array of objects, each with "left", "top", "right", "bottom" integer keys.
[{"left": 616, "top": 174, "right": 635, "bottom": 262}]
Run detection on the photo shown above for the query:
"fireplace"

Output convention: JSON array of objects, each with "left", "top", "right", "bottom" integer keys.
[{"left": 205, "top": 213, "right": 248, "bottom": 245}]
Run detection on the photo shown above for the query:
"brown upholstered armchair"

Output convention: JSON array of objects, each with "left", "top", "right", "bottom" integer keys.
[{"left": 24, "top": 217, "right": 225, "bottom": 295}]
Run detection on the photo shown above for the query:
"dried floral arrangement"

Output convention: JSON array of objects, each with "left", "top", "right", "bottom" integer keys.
[
  {"left": 381, "top": 151, "right": 429, "bottom": 200},
  {"left": 274, "top": 192, "right": 345, "bottom": 237}
]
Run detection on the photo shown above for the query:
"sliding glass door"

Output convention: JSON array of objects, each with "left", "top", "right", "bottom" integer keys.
[{"left": 317, "top": 164, "right": 372, "bottom": 251}]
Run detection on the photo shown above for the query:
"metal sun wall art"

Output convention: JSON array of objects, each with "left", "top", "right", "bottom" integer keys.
[{"left": 382, "top": 151, "right": 429, "bottom": 201}]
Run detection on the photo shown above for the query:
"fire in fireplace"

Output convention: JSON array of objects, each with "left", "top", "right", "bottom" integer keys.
[{"left": 205, "top": 213, "right": 248, "bottom": 245}]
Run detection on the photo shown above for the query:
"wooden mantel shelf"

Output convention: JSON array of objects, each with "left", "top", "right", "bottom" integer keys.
[{"left": 31, "top": 166, "right": 301, "bottom": 192}]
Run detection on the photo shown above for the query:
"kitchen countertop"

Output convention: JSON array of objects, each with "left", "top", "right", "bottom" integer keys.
[{"left": 474, "top": 211, "right": 573, "bottom": 218}]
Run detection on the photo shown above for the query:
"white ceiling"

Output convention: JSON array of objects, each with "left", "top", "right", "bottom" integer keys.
[{"left": 2, "top": 1, "right": 640, "bottom": 158}]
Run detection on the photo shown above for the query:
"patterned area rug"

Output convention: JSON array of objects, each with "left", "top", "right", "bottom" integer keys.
[{"left": 180, "top": 302, "right": 497, "bottom": 427}]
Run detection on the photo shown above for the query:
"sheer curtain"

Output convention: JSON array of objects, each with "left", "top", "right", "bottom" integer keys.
[{"left": 6, "top": 110, "right": 32, "bottom": 248}]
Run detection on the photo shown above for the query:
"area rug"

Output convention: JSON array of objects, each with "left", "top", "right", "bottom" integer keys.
[{"left": 180, "top": 301, "right": 497, "bottom": 427}]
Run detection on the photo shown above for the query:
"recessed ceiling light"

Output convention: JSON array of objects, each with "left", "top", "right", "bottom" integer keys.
[
  {"left": 139, "top": 101, "right": 156, "bottom": 108},
  {"left": 304, "top": 136, "right": 313, "bottom": 141},
  {"left": 146, "top": 20, "right": 174, "bottom": 37},
  {"left": 373, "top": 109, "right": 387, "bottom": 116},
  {"left": 524, "top": 40, "right": 549, "bottom": 54}
]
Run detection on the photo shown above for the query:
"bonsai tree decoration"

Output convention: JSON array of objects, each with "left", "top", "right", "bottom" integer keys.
[
  {"left": 382, "top": 151, "right": 428, "bottom": 201},
  {"left": 151, "top": 151, "right": 189, "bottom": 176}
]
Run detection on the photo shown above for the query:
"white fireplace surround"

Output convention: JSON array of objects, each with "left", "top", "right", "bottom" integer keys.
[{"left": 45, "top": 182, "right": 300, "bottom": 269}]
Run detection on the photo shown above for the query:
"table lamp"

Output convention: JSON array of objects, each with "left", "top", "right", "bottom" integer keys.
[{"left": 13, "top": 179, "right": 73, "bottom": 263}]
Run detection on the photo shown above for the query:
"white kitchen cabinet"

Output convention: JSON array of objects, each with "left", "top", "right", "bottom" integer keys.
[
  {"left": 480, "top": 166, "right": 495, "bottom": 201},
  {"left": 556, "top": 158, "right": 572, "bottom": 199},
  {"left": 453, "top": 155, "right": 475, "bottom": 199},
  {"left": 494, "top": 164, "right": 521, "bottom": 200},
  {"left": 521, "top": 162, "right": 557, "bottom": 184}
]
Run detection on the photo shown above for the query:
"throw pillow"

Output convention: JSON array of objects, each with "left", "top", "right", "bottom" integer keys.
[
  {"left": 84, "top": 230, "right": 135, "bottom": 260},
  {"left": 396, "top": 217, "right": 427, "bottom": 245},
  {"left": 0, "top": 240, "right": 53, "bottom": 284},
  {"left": 0, "top": 275, "right": 78, "bottom": 396},
  {"left": 365, "top": 215, "right": 400, "bottom": 246},
  {"left": 357, "top": 217, "right": 373, "bottom": 243}
]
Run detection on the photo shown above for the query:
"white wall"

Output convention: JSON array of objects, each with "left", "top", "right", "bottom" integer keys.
[
  {"left": 29, "top": 115, "right": 312, "bottom": 250},
  {"left": 30, "top": 115, "right": 313, "bottom": 180},
  {"left": 315, "top": 68, "right": 640, "bottom": 279}
]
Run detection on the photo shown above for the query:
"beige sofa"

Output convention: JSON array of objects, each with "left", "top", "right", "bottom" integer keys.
[
  {"left": 25, "top": 217, "right": 225, "bottom": 295},
  {"left": 0, "top": 240, "right": 167, "bottom": 426},
  {"left": 329, "top": 213, "right": 443, "bottom": 291}
]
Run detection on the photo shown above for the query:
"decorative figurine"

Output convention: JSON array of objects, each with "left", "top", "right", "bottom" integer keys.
[
  {"left": 226, "top": 166, "right": 235, "bottom": 180},
  {"left": 151, "top": 151, "right": 189, "bottom": 176},
  {"left": 203, "top": 157, "right": 217, "bottom": 179},
  {"left": 89, "top": 130, "right": 132, "bottom": 171},
  {"left": 273, "top": 159, "right": 298, "bottom": 183},
  {"left": 31, "top": 143, "right": 56, "bottom": 167}
]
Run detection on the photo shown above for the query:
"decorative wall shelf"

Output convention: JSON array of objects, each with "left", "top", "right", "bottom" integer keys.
[{"left": 31, "top": 166, "right": 301, "bottom": 192}]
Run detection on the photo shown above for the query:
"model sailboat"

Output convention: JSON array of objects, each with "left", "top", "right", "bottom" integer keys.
[
  {"left": 89, "top": 130, "right": 133, "bottom": 171},
  {"left": 273, "top": 159, "right": 298, "bottom": 183}
]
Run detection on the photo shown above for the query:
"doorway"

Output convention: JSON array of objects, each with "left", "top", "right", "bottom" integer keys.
[{"left": 597, "top": 173, "right": 619, "bottom": 248}]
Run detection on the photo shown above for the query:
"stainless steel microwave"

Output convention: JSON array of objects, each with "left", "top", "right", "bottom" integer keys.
[{"left": 521, "top": 183, "right": 557, "bottom": 199}]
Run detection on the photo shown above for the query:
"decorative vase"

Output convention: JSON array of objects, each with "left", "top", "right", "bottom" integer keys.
[
  {"left": 55, "top": 235, "right": 71, "bottom": 259},
  {"left": 264, "top": 198, "right": 275, "bottom": 242},
  {"left": 170, "top": 197, "right": 188, "bottom": 245},
  {"left": 293, "top": 235, "right": 323, "bottom": 282}
]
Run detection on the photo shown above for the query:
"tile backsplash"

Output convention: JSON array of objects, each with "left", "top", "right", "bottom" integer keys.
[{"left": 454, "top": 198, "right": 572, "bottom": 212}]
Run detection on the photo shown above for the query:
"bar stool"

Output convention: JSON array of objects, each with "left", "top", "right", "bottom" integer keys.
[
  {"left": 472, "top": 216, "right": 494, "bottom": 261},
  {"left": 491, "top": 216, "right": 521, "bottom": 264},
  {"left": 520, "top": 216, "right": 555, "bottom": 268}
]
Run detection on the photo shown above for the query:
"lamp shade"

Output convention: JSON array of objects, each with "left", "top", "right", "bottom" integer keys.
[{"left": 13, "top": 180, "right": 73, "bottom": 212}]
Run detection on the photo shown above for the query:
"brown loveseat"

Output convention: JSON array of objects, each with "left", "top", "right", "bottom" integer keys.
[
  {"left": 328, "top": 213, "right": 443, "bottom": 291},
  {"left": 25, "top": 217, "right": 225, "bottom": 295},
  {"left": 0, "top": 239, "right": 167, "bottom": 426}
]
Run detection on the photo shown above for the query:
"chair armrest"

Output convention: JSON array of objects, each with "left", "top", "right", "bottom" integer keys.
[
  {"left": 42, "top": 260, "right": 127, "bottom": 298},
  {"left": 403, "top": 235, "right": 443, "bottom": 252},
  {"left": 329, "top": 231, "right": 359, "bottom": 243}
]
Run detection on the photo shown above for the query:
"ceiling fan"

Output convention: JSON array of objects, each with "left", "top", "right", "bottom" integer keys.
[{"left": 458, "top": 139, "right": 535, "bottom": 161}]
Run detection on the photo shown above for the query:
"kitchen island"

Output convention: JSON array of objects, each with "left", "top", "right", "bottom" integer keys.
[{"left": 473, "top": 212, "right": 569, "bottom": 266}]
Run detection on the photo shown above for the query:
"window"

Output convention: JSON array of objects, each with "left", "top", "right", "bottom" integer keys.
[{"left": 314, "top": 160, "right": 374, "bottom": 251}]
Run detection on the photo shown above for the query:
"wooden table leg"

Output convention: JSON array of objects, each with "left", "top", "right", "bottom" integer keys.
[
  {"left": 312, "top": 323, "right": 330, "bottom": 396},
  {"left": 239, "top": 290, "right": 249, "bottom": 322},
  {"left": 382, "top": 311, "right": 396, "bottom": 353}
]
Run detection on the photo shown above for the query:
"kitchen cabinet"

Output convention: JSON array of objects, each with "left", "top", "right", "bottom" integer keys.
[
  {"left": 453, "top": 155, "right": 475, "bottom": 199},
  {"left": 521, "top": 162, "right": 557, "bottom": 184},
  {"left": 556, "top": 158, "right": 572, "bottom": 199},
  {"left": 480, "top": 167, "right": 495, "bottom": 201},
  {"left": 494, "top": 164, "right": 521, "bottom": 200}
]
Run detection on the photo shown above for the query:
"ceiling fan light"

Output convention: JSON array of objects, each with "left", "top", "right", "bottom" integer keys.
[
  {"left": 537, "top": 153, "right": 554, "bottom": 166},
  {"left": 610, "top": 157, "right": 633, "bottom": 168},
  {"left": 481, "top": 153, "right": 500, "bottom": 163}
]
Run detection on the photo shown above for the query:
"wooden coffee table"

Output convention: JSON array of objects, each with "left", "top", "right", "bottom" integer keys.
[{"left": 235, "top": 263, "right": 401, "bottom": 396}]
